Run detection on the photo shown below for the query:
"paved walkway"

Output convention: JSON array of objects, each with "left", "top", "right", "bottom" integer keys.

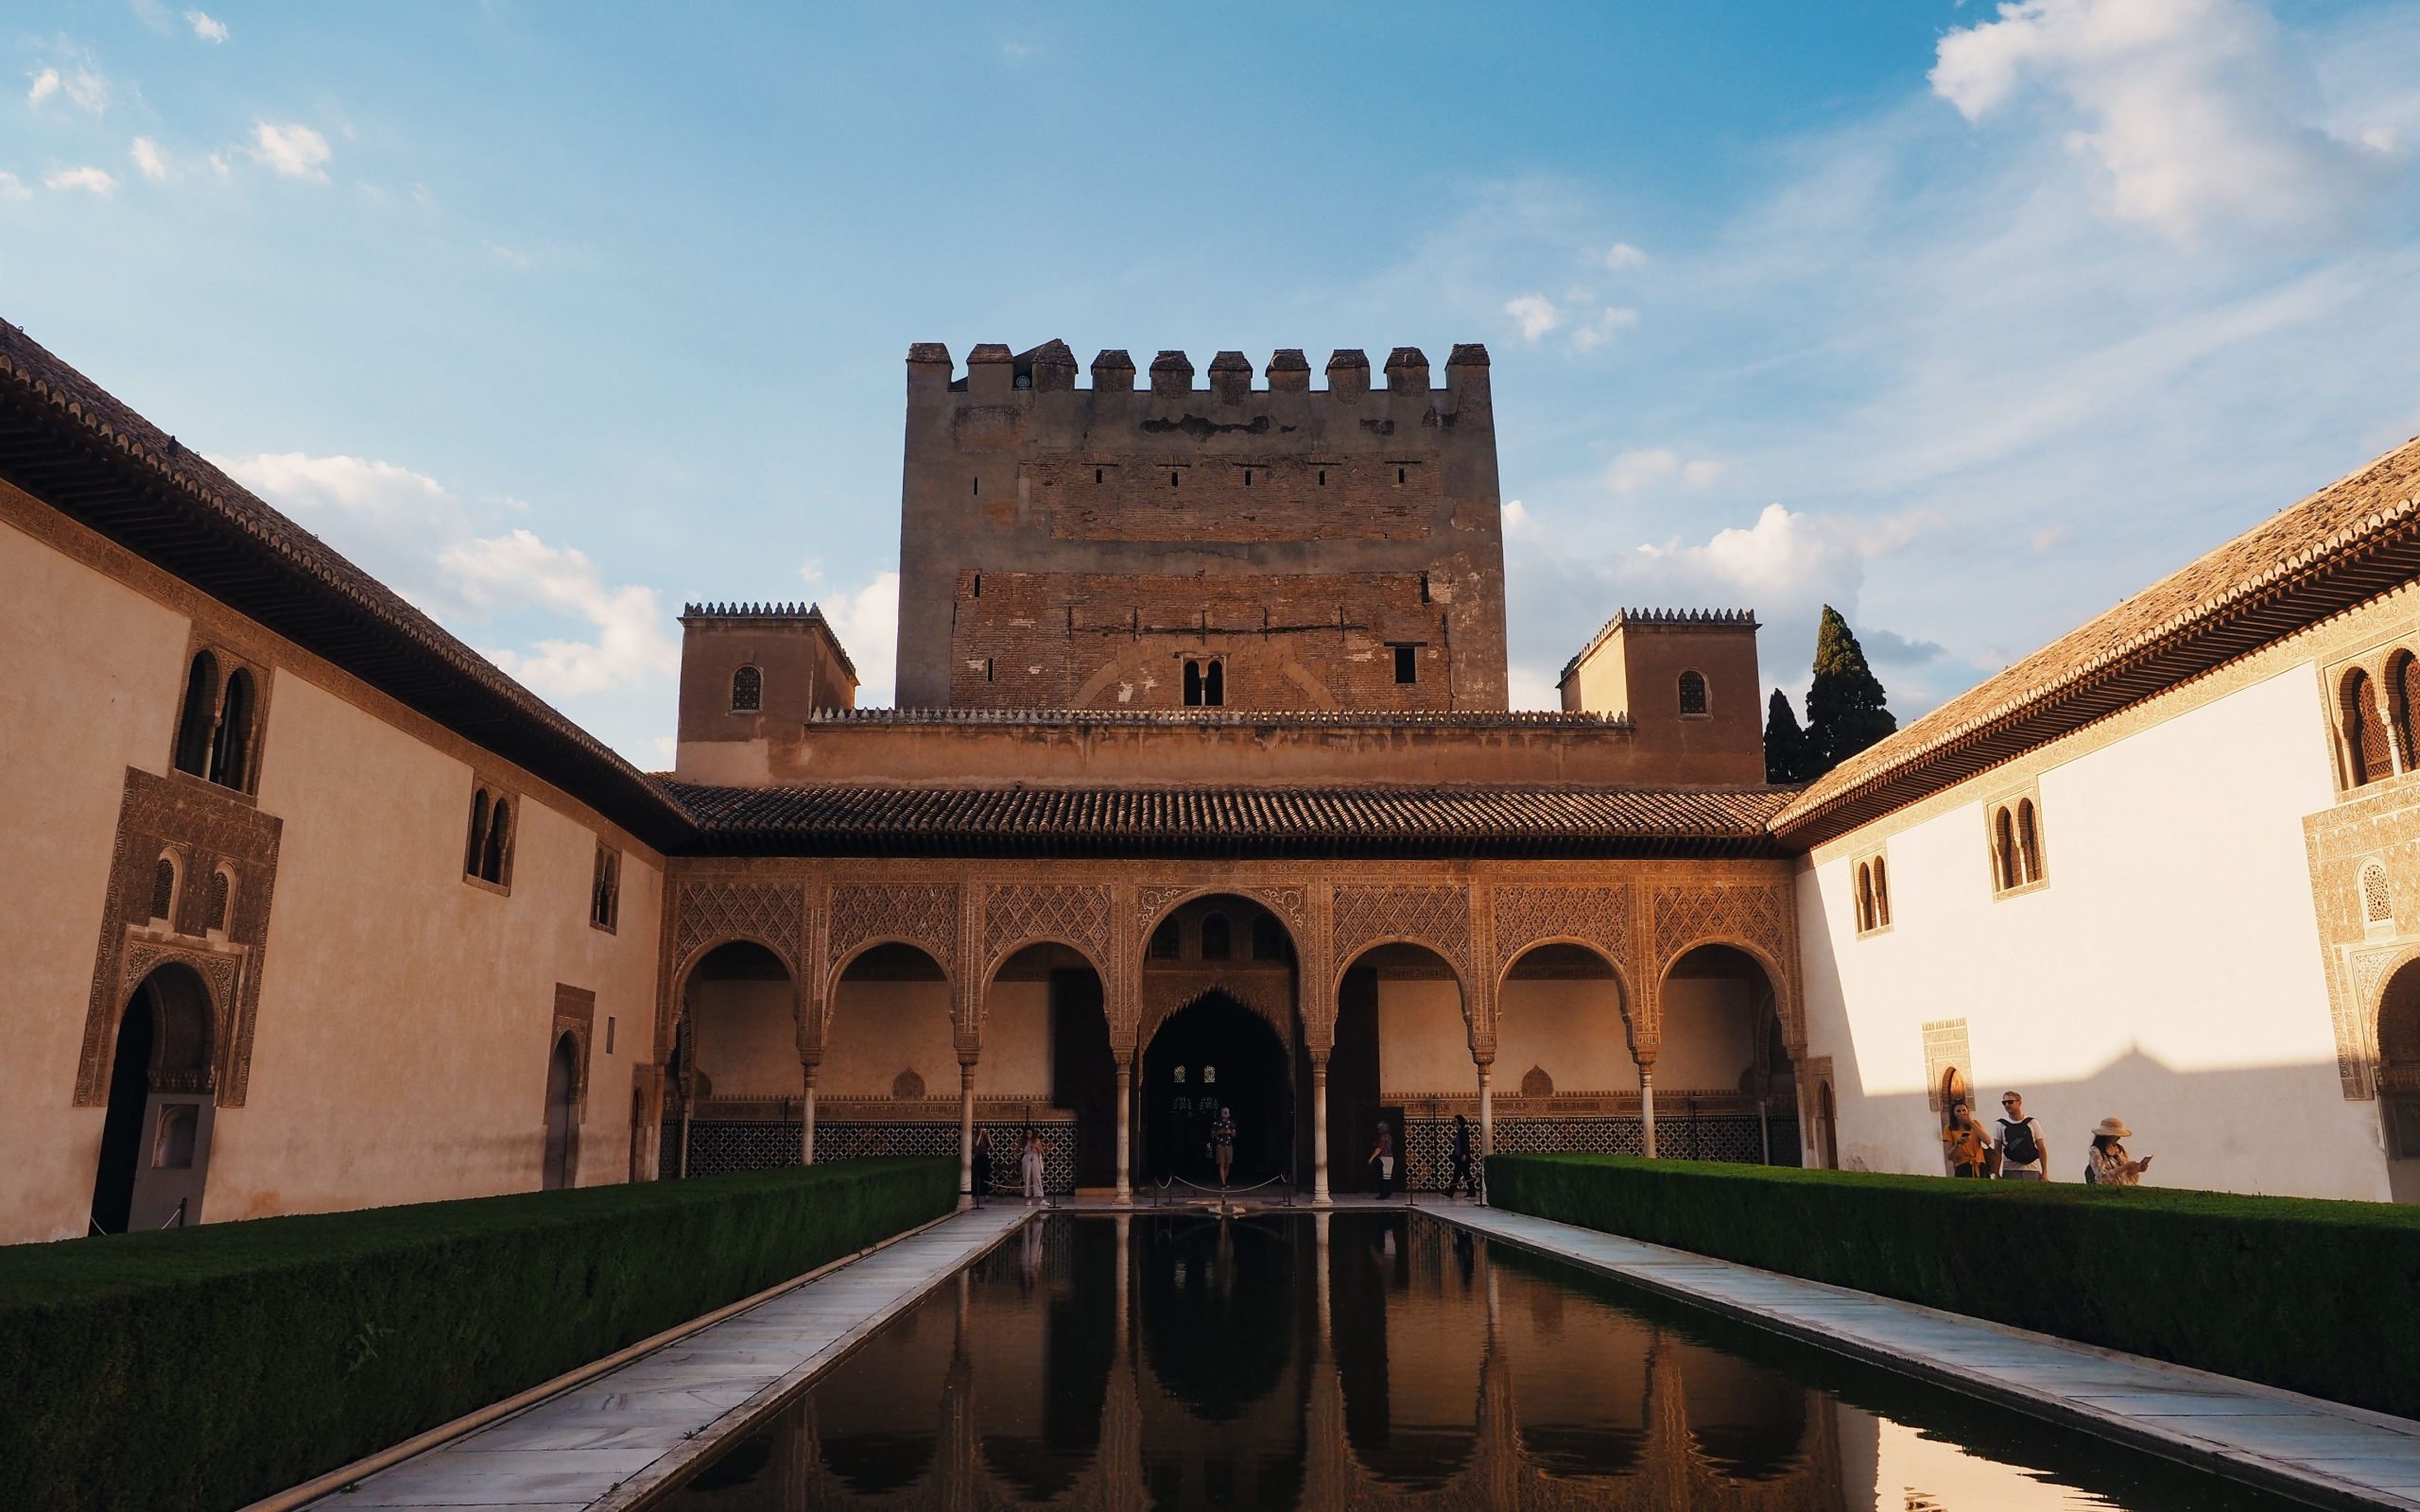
[
  {"left": 1439, "top": 1205, "right": 2420, "bottom": 1511},
  {"left": 305, "top": 1205, "right": 1032, "bottom": 1511}
]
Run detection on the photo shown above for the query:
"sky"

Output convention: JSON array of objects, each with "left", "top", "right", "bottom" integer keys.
[{"left": 6, "top": 1, "right": 2419, "bottom": 766}]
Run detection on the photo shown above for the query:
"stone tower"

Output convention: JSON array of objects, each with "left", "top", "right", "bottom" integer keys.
[{"left": 894, "top": 341, "right": 1510, "bottom": 712}]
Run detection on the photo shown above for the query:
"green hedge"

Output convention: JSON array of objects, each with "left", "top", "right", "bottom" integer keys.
[
  {"left": 0, "top": 1158, "right": 957, "bottom": 1512},
  {"left": 1486, "top": 1154, "right": 2420, "bottom": 1421}
]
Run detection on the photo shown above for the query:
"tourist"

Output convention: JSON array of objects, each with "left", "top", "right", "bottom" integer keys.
[
  {"left": 1212, "top": 1106, "right": 1237, "bottom": 1187},
  {"left": 1021, "top": 1127, "right": 1046, "bottom": 1203},
  {"left": 1941, "top": 1101, "right": 1989, "bottom": 1177},
  {"left": 1444, "top": 1113, "right": 1478, "bottom": 1198},
  {"left": 1995, "top": 1091, "right": 2048, "bottom": 1182},
  {"left": 971, "top": 1126, "right": 994, "bottom": 1203},
  {"left": 1370, "top": 1120, "right": 1396, "bottom": 1199},
  {"left": 2083, "top": 1118, "right": 2152, "bottom": 1186}
]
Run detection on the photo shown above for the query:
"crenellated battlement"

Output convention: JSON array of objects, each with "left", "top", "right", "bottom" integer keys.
[
  {"left": 680, "top": 600, "right": 824, "bottom": 621},
  {"left": 907, "top": 340, "right": 1489, "bottom": 400}
]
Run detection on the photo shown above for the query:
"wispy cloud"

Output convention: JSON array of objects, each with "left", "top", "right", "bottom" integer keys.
[
  {"left": 1603, "top": 242, "right": 1649, "bottom": 269},
  {"left": 130, "top": 137, "right": 167, "bottom": 181},
  {"left": 1568, "top": 305, "right": 1639, "bottom": 351},
  {"left": 44, "top": 166, "right": 118, "bottom": 197},
  {"left": 801, "top": 564, "right": 901, "bottom": 705},
  {"left": 185, "top": 9, "right": 230, "bottom": 43},
  {"left": 1504, "top": 293, "right": 1562, "bottom": 340},
  {"left": 1606, "top": 448, "right": 1725, "bottom": 495},
  {"left": 28, "top": 65, "right": 109, "bottom": 114},
  {"left": 0, "top": 171, "right": 28, "bottom": 202},
  {"left": 250, "top": 122, "right": 332, "bottom": 180}
]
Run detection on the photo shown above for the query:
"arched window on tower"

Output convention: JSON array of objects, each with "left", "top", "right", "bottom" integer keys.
[
  {"left": 1678, "top": 669, "right": 1709, "bottom": 717},
  {"left": 205, "top": 868, "right": 233, "bottom": 935},
  {"left": 2363, "top": 863, "right": 2394, "bottom": 927},
  {"left": 1200, "top": 913, "right": 1232, "bottom": 960},
  {"left": 2015, "top": 799, "right": 2043, "bottom": 885},
  {"left": 481, "top": 797, "right": 513, "bottom": 885},
  {"left": 1204, "top": 661, "right": 1224, "bottom": 706},
  {"left": 1183, "top": 661, "right": 1201, "bottom": 706},
  {"left": 1855, "top": 863, "right": 1876, "bottom": 934},
  {"left": 208, "top": 668, "right": 255, "bottom": 791},
  {"left": 731, "top": 664, "right": 762, "bottom": 713},
  {"left": 173, "top": 651, "right": 218, "bottom": 777},
  {"left": 1992, "top": 805, "right": 2020, "bottom": 893},
  {"left": 1872, "top": 855, "right": 1892, "bottom": 927},
  {"left": 2390, "top": 650, "right": 2420, "bottom": 774},
  {"left": 465, "top": 789, "right": 492, "bottom": 878},
  {"left": 149, "top": 853, "right": 179, "bottom": 925},
  {"left": 2345, "top": 668, "right": 2393, "bottom": 786}
]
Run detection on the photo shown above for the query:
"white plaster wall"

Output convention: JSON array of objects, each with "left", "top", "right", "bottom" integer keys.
[
  {"left": 1658, "top": 978, "right": 1755, "bottom": 1091},
  {"left": 692, "top": 980, "right": 802, "bottom": 1099},
  {"left": 822, "top": 978, "right": 955, "bottom": 1098},
  {"left": 1796, "top": 666, "right": 2382, "bottom": 1198},
  {"left": 1495, "top": 977, "right": 1636, "bottom": 1093},
  {"left": 0, "top": 517, "right": 190, "bottom": 1241},
  {"left": 1377, "top": 978, "right": 1471, "bottom": 1093}
]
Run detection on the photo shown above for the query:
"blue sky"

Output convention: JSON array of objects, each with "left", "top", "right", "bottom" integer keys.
[{"left": 7, "top": 1, "right": 2419, "bottom": 765}]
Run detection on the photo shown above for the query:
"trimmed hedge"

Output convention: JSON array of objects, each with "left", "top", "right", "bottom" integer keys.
[
  {"left": 0, "top": 1158, "right": 957, "bottom": 1512},
  {"left": 1486, "top": 1154, "right": 2420, "bottom": 1421}
]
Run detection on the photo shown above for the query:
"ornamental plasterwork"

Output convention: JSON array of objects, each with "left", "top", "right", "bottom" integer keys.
[
  {"left": 1650, "top": 884, "right": 1790, "bottom": 972},
  {"left": 1331, "top": 885, "right": 1474, "bottom": 985},
  {"left": 672, "top": 879, "right": 804, "bottom": 978},
  {"left": 826, "top": 883, "right": 959, "bottom": 977},
  {"left": 1133, "top": 882, "right": 1309, "bottom": 941},
  {"left": 1490, "top": 885, "right": 1631, "bottom": 984},
  {"left": 1138, "top": 970, "right": 1296, "bottom": 1053},
  {"left": 2303, "top": 778, "right": 2420, "bottom": 1099},
  {"left": 982, "top": 883, "right": 1113, "bottom": 975},
  {"left": 78, "top": 766, "right": 282, "bottom": 1107}
]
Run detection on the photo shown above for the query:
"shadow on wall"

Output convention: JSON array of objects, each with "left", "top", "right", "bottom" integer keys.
[{"left": 1820, "top": 1043, "right": 2392, "bottom": 1200}]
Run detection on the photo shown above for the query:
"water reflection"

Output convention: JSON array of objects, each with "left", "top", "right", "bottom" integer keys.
[{"left": 664, "top": 1211, "right": 2297, "bottom": 1511}]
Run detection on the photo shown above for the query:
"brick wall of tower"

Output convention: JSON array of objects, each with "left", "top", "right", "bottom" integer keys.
[{"left": 897, "top": 342, "right": 1509, "bottom": 711}]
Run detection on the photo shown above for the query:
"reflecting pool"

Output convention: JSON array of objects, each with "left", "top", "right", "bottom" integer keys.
[{"left": 661, "top": 1212, "right": 2302, "bottom": 1510}]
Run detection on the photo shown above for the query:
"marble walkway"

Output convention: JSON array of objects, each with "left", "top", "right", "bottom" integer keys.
[
  {"left": 1439, "top": 1204, "right": 2420, "bottom": 1511},
  {"left": 302, "top": 1203, "right": 1034, "bottom": 1511}
]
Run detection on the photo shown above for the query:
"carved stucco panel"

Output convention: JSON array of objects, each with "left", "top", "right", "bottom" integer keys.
[
  {"left": 1491, "top": 885, "right": 1633, "bottom": 983},
  {"left": 672, "top": 880, "right": 805, "bottom": 980},
  {"left": 983, "top": 883, "right": 1113, "bottom": 976},
  {"left": 1331, "top": 885, "right": 1473, "bottom": 988},
  {"left": 826, "top": 883, "right": 960, "bottom": 979}
]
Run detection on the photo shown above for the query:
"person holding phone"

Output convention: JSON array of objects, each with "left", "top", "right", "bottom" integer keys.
[{"left": 2083, "top": 1117, "right": 2152, "bottom": 1186}]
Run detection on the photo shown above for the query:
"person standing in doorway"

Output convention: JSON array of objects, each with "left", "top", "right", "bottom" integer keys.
[
  {"left": 1021, "top": 1127, "right": 1046, "bottom": 1204},
  {"left": 1212, "top": 1106, "right": 1237, "bottom": 1187},
  {"left": 1941, "top": 1102, "right": 1990, "bottom": 1177},
  {"left": 2084, "top": 1118, "right": 2152, "bottom": 1187},
  {"left": 1444, "top": 1113, "right": 1478, "bottom": 1198},
  {"left": 971, "top": 1126, "right": 994, "bottom": 1203},
  {"left": 1995, "top": 1091, "right": 2048, "bottom": 1182},
  {"left": 1370, "top": 1120, "right": 1396, "bottom": 1199}
]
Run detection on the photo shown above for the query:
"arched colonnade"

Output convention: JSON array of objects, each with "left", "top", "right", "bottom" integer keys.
[{"left": 657, "top": 866, "right": 1806, "bottom": 1200}]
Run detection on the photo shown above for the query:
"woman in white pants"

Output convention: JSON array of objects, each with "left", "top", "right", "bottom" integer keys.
[{"left": 1021, "top": 1128, "right": 1046, "bottom": 1203}]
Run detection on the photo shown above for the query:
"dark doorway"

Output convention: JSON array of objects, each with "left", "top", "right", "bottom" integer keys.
[
  {"left": 1322, "top": 967, "right": 1381, "bottom": 1194},
  {"left": 1048, "top": 968, "right": 1115, "bottom": 1188},
  {"left": 1143, "top": 994, "right": 1291, "bottom": 1186},
  {"left": 543, "top": 1031, "right": 580, "bottom": 1190},
  {"left": 90, "top": 964, "right": 216, "bottom": 1234}
]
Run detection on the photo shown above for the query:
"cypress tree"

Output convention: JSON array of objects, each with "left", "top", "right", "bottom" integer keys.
[
  {"left": 1763, "top": 689, "right": 1808, "bottom": 783},
  {"left": 1803, "top": 605, "right": 1897, "bottom": 777}
]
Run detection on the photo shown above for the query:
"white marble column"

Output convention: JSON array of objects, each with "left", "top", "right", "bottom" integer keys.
[
  {"left": 1310, "top": 1052, "right": 1332, "bottom": 1205},
  {"left": 958, "top": 1059, "right": 978, "bottom": 1208},
  {"left": 1476, "top": 1058, "right": 1495, "bottom": 1199},
  {"left": 800, "top": 1058, "right": 818, "bottom": 1165},
  {"left": 1639, "top": 1062, "right": 1658, "bottom": 1159},
  {"left": 1114, "top": 1055, "right": 1133, "bottom": 1205}
]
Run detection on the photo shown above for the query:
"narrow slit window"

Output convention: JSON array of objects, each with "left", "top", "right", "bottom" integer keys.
[
  {"left": 1095, "top": 468, "right": 1103, "bottom": 484},
  {"left": 1203, "top": 661, "right": 1224, "bottom": 706},
  {"left": 1393, "top": 645, "right": 1417, "bottom": 684},
  {"left": 1419, "top": 573, "right": 1431, "bottom": 605},
  {"left": 1396, "top": 467, "right": 1406, "bottom": 484},
  {"left": 1184, "top": 660, "right": 1203, "bottom": 706}
]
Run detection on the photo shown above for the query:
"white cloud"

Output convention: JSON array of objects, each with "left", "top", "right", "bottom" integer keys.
[
  {"left": 1504, "top": 293, "right": 1563, "bottom": 341},
  {"left": 0, "top": 171, "right": 27, "bottom": 202},
  {"left": 1931, "top": 0, "right": 2393, "bottom": 242},
  {"left": 44, "top": 166, "right": 117, "bottom": 197},
  {"left": 27, "top": 64, "right": 109, "bottom": 114},
  {"left": 804, "top": 567, "right": 901, "bottom": 706},
  {"left": 251, "top": 122, "right": 332, "bottom": 180},
  {"left": 1501, "top": 498, "right": 1547, "bottom": 545},
  {"left": 1568, "top": 305, "right": 1640, "bottom": 351},
  {"left": 486, "top": 243, "right": 535, "bottom": 269},
  {"left": 130, "top": 137, "right": 167, "bottom": 181},
  {"left": 186, "top": 9, "right": 230, "bottom": 43},
  {"left": 1603, "top": 242, "right": 1649, "bottom": 269},
  {"left": 1605, "top": 447, "right": 1724, "bottom": 495},
  {"left": 204, "top": 151, "right": 233, "bottom": 182},
  {"left": 212, "top": 452, "right": 681, "bottom": 707}
]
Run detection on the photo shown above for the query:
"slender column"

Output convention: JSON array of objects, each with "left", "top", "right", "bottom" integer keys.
[
  {"left": 1639, "top": 1060, "right": 1658, "bottom": 1159},
  {"left": 1476, "top": 1057, "right": 1495, "bottom": 1200},
  {"left": 958, "top": 1058, "right": 978, "bottom": 1208},
  {"left": 800, "top": 1058, "right": 819, "bottom": 1165},
  {"left": 1310, "top": 1052, "right": 1332, "bottom": 1205},
  {"left": 1114, "top": 1054, "right": 1134, "bottom": 1204}
]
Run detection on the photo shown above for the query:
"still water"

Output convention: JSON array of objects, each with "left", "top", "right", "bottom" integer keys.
[{"left": 661, "top": 1212, "right": 2302, "bottom": 1511}]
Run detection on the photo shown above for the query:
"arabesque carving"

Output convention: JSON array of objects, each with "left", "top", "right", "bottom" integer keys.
[
  {"left": 673, "top": 880, "right": 804, "bottom": 977},
  {"left": 828, "top": 883, "right": 959, "bottom": 977},
  {"left": 984, "top": 883, "right": 1112, "bottom": 974},
  {"left": 1492, "top": 885, "right": 1631, "bottom": 983},
  {"left": 1651, "top": 884, "right": 1790, "bottom": 971},
  {"left": 1332, "top": 884, "right": 1473, "bottom": 984}
]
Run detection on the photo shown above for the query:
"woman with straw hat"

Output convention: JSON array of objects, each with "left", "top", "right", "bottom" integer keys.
[{"left": 2083, "top": 1117, "right": 2152, "bottom": 1187}]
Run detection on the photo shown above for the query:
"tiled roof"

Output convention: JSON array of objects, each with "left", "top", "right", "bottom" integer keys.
[
  {"left": 664, "top": 782, "right": 1792, "bottom": 859},
  {"left": 805, "top": 707, "right": 1634, "bottom": 730},
  {"left": 0, "top": 319, "right": 693, "bottom": 849},
  {"left": 1774, "top": 432, "right": 2420, "bottom": 847}
]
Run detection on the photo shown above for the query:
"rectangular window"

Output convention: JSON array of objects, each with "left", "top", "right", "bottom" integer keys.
[
  {"left": 606, "top": 1016, "right": 616, "bottom": 1055},
  {"left": 1392, "top": 645, "right": 1417, "bottom": 684},
  {"left": 590, "top": 843, "right": 619, "bottom": 932}
]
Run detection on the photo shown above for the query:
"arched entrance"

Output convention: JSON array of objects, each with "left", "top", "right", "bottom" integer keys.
[
  {"left": 1332, "top": 941, "right": 1470, "bottom": 1194},
  {"left": 2378, "top": 959, "right": 2420, "bottom": 1203},
  {"left": 542, "top": 1031, "right": 580, "bottom": 1191},
  {"left": 990, "top": 942, "right": 1111, "bottom": 1191},
  {"left": 1658, "top": 944, "right": 1797, "bottom": 1164},
  {"left": 669, "top": 938, "right": 801, "bottom": 1177},
  {"left": 1143, "top": 994, "right": 1291, "bottom": 1185},
  {"left": 90, "top": 963, "right": 216, "bottom": 1233}
]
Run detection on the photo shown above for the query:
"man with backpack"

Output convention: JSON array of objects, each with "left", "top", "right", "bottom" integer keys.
[{"left": 1996, "top": 1091, "right": 2048, "bottom": 1181}]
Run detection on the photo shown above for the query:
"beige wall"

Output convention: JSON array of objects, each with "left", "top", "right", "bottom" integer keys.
[
  {"left": 1658, "top": 977, "right": 1756, "bottom": 1091},
  {"left": 0, "top": 513, "right": 193, "bottom": 1241},
  {"left": 1378, "top": 978, "right": 1470, "bottom": 1094},
  {"left": 692, "top": 979, "right": 802, "bottom": 1099},
  {"left": 1496, "top": 977, "right": 1638, "bottom": 1093},
  {"left": 0, "top": 504, "right": 668, "bottom": 1244},
  {"left": 817, "top": 976, "right": 1054, "bottom": 1101},
  {"left": 1797, "top": 663, "right": 2382, "bottom": 1198}
]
